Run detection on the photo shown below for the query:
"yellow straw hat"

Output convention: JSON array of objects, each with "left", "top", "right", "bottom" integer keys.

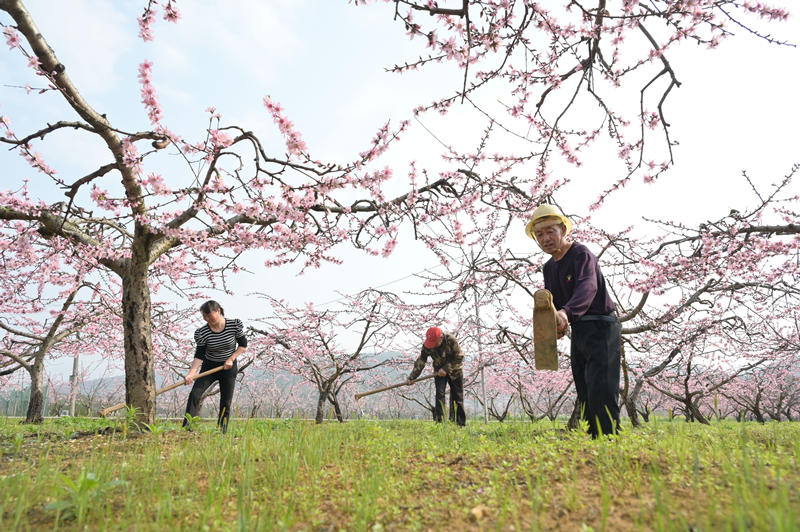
[{"left": 525, "top": 204, "right": 573, "bottom": 241}]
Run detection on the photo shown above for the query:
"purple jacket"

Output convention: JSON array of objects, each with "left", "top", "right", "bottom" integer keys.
[{"left": 542, "top": 242, "right": 615, "bottom": 323}]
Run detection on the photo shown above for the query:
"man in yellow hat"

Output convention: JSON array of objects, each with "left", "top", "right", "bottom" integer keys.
[{"left": 526, "top": 204, "right": 622, "bottom": 437}]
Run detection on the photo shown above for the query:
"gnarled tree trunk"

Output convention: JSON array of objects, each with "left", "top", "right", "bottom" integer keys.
[
  {"left": 121, "top": 253, "right": 156, "bottom": 425},
  {"left": 625, "top": 379, "right": 644, "bottom": 427},
  {"left": 685, "top": 399, "right": 709, "bottom": 425},
  {"left": 25, "top": 363, "right": 44, "bottom": 424},
  {"left": 314, "top": 382, "right": 332, "bottom": 424},
  {"left": 327, "top": 393, "right": 344, "bottom": 422},
  {"left": 567, "top": 397, "right": 582, "bottom": 430}
]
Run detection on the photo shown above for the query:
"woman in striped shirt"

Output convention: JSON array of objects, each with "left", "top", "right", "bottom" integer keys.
[{"left": 182, "top": 300, "right": 247, "bottom": 433}]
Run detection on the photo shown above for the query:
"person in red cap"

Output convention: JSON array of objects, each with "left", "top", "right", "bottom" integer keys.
[{"left": 406, "top": 326, "right": 466, "bottom": 426}]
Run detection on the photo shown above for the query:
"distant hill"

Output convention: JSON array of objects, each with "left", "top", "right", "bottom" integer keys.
[{"left": 0, "top": 350, "right": 432, "bottom": 417}]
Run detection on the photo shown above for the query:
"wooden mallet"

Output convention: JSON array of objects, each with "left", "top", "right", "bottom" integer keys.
[
  {"left": 354, "top": 374, "right": 436, "bottom": 401},
  {"left": 99, "top": 365, "right": 225, "bottom": 417}
]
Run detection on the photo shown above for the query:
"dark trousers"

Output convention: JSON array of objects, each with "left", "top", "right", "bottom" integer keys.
[
  {"left": 434, "top": 375, "right": 465, "bottom": 426},
  {"left": 182, "top": 360, "right": 237, "bottom": 433},
  {"left": 570, "top": 318, "right": 622, "bottom": 438}
]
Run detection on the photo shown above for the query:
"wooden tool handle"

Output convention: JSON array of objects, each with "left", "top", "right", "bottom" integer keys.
[
  {"left": 354, "top": 374, "right": 436, "bottom": 401},
  {"left": 99, "top": 365, "right": 226, "bottom": 417}
]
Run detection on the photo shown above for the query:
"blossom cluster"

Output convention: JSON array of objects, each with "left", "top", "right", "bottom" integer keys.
[
  {"left": 3, "top": 26, "right": 20, "bottom": 49},
  {"left": 263, "top": 97, "right": 308, "bottom": 158},
  {"left": 137, "top": 60, "right": 163, "bottom": 125},
  {"left": 137, "top": 0, "right": 182, "bottom": 42}
]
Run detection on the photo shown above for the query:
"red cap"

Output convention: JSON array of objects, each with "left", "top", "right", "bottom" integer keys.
[{"left": 424, "top": 326, "right": 442, "bottom": 349}]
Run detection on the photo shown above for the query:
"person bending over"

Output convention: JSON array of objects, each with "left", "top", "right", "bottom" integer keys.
[
  {"left": 406, "top": 326, "right": 465, "bottom": 426},
  {"left": 183, "top": 300, "right": 247, "bottom": 434}
]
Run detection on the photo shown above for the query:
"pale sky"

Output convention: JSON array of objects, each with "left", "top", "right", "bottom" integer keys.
[{"left": 2, "top": 1, "right": 798, "bottom": 378}]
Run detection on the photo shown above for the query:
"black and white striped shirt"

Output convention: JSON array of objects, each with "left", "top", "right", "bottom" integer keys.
[{"left": 194, "top": 318, "right": 247, "bottom": 362}]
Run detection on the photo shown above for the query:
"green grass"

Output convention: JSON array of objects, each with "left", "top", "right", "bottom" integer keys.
[{"left": 0, "top": 416, "right": 798, "bottom": 531}]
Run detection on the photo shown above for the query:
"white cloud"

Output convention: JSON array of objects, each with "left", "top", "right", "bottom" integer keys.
[
  {"left": 21, "top": 0, "right": 133, "bottom": 95},
  {"left": 159, "top": 0, "right": 302, "bottom": 85}
]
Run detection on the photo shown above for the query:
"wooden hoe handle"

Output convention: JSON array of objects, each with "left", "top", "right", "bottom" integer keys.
[
  {"left": 354, "top": 374, "right": 436, "bottom": 401},
  {"left": 99, "top": 365, "right": 226, "bottom": 417}
]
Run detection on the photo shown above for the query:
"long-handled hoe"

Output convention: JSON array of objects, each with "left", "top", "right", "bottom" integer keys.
[
  {"left": 354, "top": 373, "right": 436, "bottom": 402},
  {"left": 99, "top": 366, "right": 225, "bottom": 417}
]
